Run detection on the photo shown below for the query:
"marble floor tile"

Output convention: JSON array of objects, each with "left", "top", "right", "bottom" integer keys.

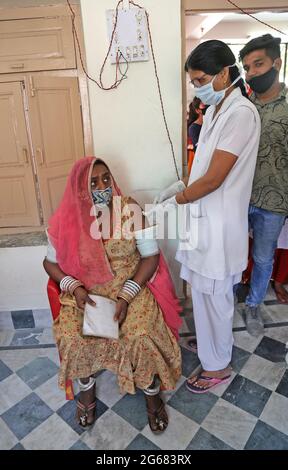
[
  {"left": 0, "top": 374, "right": 31, "bottom": 414},
  {"left": 168, "top": 382, "right": 218, "bottom": 424},
  {"left": 0, "top": 418, "right": 18, "bottom": 450},
  {"left": 240, "top": 354, "right": 287, "bottom": 391},
  {"left": 260, "top": 392, "right": 288, "bottom": 435},
  {"left": 0, "top": 311, "right": 13, "bottom": 329},
  {"left": 276, "top": 370, "right": 288, "bottom": 399},
  {"left": 202, "top": 398, "right": 257, "bottom": 450},
  {"left": 35, "top": 374, "right": 68, "bottom": 411},
  {"left": 11, "top": 311, "right": 35, "bottom": 329},
  {"left": 95, "top": 370, "right": 123, "bottom": 408},
  {"left": 10, "top": 329, "right": 43, "bottom": 347},
  {"left": 186, "top": 427, "right": 233, "bottom": 450},
  {"left": 21, "top": 413, "right": 79, "bottom": 450},
  {"left": 233, "top": 330, "right": 262, "bottom": 354},
  {"left": 38, "top": 328, "right": 55, "bottom": 345},
  {"left": 245, "top": 420, "right": 288, "bottom": 450},
  {"left": 112, "top": 389, "right": 148, "bottom": 431},
  {"left": 1, "top": 392, "right": 53, "bottom": 440},
  {"left": 231, "top": 345, "right": 251, "bottom": 373},
  {"left": 264, "top": 326, "right": 288, "bottom": 345},
  {"left": 69, "top": 440, "right": 91, "bottom": 450},
  {"left": 126, "top": 434, "right": 161, "bottom": 450},
  {"left": 0, "top": 358, "right": 13, "bottom": 382},
  {"left": 0, "top": 349, "right": 51, "bottom": 372},
  {"left": 261, "top": 304, "right": 288, "bottom": 324},
  {"left": 81, "top": 409, "right": 138, "bottom": 450},
  {"left": 0, "top": 330, "right": 15, "bottom": 348},
  {"left": 181, "top": 346, "right": 200, "bottom": 378},
  {"left": 233, "top": 308, "right": 246, "bottom": 328},
  {"left": 17, "top": 356, "right": 59, "bottom": 390},
  {"left": 254, "top": 336, "right": 287, "bottom": 363},
  {"left": 222, "top": 375, "right": 271, "bottom": 417},
  {"left": 142, "top": 405, "right": 199, "bottom": 451},
  {"left": 32, "top": 309, "right": 53, "bottom": 329}
]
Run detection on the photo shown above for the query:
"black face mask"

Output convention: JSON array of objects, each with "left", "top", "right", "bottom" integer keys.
[{"left": 247, "top": 66, "right": 278, "bottom": 94}]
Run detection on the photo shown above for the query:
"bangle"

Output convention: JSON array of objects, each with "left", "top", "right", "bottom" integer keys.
[
  {"left": 117, "top": 279, "right": 141, "bottom": 304},
  {"left": 182, "top": 189, "right": 189, "bottom": 204},
  {"left": 60, "top": 276, "right": 84, "bottom": 295}
]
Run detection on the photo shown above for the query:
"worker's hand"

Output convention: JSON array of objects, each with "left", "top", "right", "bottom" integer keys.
[
  {"left": 143, "top": 196, "right": 178, "bottom": 218},
  {"left": 153, "top": 180, "right": 185, "bottom": 204},
  {"left": 74, "top": 286, "right": 96, "bottom": 310},
  {"left": 114, "top": 298, "right": 128, "bottom": 325}
]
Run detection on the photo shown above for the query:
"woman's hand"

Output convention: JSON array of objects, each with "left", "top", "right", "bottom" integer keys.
[
  {"left": 114, "top": 298, "right": 128, "bottom": 325},
  {"left": 74, "top": 286, "right": 96, "bottom": 310}
]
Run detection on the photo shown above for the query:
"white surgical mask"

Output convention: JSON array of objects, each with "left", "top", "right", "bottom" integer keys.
[{"left": 194, "top": 63, "right": 241, "bottom": 106}]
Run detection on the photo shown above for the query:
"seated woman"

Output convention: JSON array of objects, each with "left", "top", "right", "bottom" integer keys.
[{"left": 43, "top": 157, "right": 182, "bottom": 433}]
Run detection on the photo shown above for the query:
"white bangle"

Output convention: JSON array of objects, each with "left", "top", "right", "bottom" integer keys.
[
  {"left": 60, "top": 276, "right": 83, "bottom": 295},
  {"left": 118, "top": 280, "right": 141, "bottom": 304}
]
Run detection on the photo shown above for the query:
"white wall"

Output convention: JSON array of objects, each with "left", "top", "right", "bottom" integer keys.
[
  {"left": 0, "top": 247, "right": 49, "bottom": 311},
  {"left": 80, "top": 0, "right": 184, "bottom": 294},
  {"left": 80, "top": 0, "right": 183, "bottom": 201}
]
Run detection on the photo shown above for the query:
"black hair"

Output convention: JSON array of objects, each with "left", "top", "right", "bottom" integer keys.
[
  {"left": 188, "top": 97, "right": 201, "bottom": 126},
  {"left": 93, "top": 160, "right": 109, "bottom": 170},
  {"left": 185, "top": 39, "right": 248, "bottom": 98},
  {"left": 239, "top": 34, "right": 281, "bottom": 62}
]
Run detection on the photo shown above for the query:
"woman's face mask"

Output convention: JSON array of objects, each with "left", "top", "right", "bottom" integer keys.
[
  {"left": 92, "top": 186, "right": 113, "bottom": 208},
  {"left": 192, "top": 64, "right": 241, "bottom": 106}
]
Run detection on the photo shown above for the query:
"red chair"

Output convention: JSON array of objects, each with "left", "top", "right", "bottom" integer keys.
[{"left": 47, "top": 278, "right": 74, "bottom": 400}]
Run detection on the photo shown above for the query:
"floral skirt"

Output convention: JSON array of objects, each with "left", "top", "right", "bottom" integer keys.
[{"left": 53, "top": 287, "right": 182, "bottom": 394}]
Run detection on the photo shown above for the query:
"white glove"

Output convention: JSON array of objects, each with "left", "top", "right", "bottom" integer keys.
[
  {"left": 153, "top": 180, "right": 186, "bottom": 204},
  {"left": 143, "top": 196, "right": 178, "bottom": 218}
]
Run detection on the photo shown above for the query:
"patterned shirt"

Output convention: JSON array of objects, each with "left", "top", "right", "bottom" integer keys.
[{"left": 250, "top": 84, "right": 288, "bottom": 215}]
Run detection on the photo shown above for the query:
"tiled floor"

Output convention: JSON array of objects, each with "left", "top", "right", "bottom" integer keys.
[{"left": 0, "top": 285, "right": 288, "bottom": 450}]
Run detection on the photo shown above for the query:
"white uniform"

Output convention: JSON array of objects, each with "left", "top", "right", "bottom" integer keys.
[{"left": 176, "top": 88, "right": 261, "bottom": 371}]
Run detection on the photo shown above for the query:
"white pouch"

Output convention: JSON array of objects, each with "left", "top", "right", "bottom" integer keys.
[{"left": 82, "top": 295, "right": 119, "bottom": 340}]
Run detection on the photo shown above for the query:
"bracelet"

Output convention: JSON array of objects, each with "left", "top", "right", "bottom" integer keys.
[
  {"left": 117, "top": 279, "right": 141, "bottom": 304},
  {"left": 60, "top": 276, "right": 84, "bottom": 295}
]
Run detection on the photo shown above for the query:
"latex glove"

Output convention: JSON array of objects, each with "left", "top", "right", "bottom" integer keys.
[
  {"left": 153, "top": 180, "right": 186, "bottom": 204},
  {"left": 143, "top": 196, "right": 178, "bottom": 218}
]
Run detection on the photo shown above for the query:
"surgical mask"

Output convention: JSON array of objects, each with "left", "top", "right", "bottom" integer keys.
[
  {"left": 247, "top": 65, "right": 278, "bottom": 94},
  {"left": 194, "top": 64, "right": 241, "bottom": 106},
  {"left": 92, "top": 186, "right": 113, "bottom": 208}
]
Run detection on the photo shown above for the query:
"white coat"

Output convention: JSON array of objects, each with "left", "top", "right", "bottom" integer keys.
[{"left": 176, "top": 88, "right": 261, "bottom": 280}]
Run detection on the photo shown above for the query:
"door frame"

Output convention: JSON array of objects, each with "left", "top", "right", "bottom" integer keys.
[
  {"left": 181, "top": 0, "right": 288, "bottom": 177},
  {"left": 0, "top": 4, "right": 93, "bottom": 235}
]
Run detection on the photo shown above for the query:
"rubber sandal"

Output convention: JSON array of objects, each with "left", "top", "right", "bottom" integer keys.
[{"left": 186, "top": 374, "right": 231, "bottom": 394}]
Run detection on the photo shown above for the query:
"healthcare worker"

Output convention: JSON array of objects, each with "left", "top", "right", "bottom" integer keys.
[{"left": 153, "top": 40, "right": 261, "bottom": 393}]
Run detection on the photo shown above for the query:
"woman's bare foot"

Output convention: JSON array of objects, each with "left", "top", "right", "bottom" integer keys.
[
  {"left": 273, "top": 281, "right": 288, "bottom": 304},
  {"left": 76, "top": 377, "right": 96, "bottom": 427},
  {"left": 145, "top": 393, "right": 168, "bottom": 434}
]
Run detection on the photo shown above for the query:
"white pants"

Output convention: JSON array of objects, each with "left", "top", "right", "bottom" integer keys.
[{"left": 181, "top": 267, "right": 241, "bottom": 371}]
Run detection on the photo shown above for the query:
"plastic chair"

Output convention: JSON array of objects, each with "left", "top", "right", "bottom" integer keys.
[{"left": 47, "top": 278, "right": 74, "bottom": 400}]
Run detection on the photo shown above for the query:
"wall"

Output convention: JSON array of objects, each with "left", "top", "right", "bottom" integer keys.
[
  {"left": 0, "top": 247, "right": 49, "bottom": 311},
  {"left": 80, "top": 0, "right": 184, "bottom": 294},
  {"left": 80, "top": 0, "right": 183, "bottom": 199}
]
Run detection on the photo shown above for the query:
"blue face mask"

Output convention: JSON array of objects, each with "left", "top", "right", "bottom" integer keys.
[
  {"left": 92, "top": 186, "right": 113, "bottom": 208},
  {"left": 194, "top": 66, "right": 241, "bottom": 106}
]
